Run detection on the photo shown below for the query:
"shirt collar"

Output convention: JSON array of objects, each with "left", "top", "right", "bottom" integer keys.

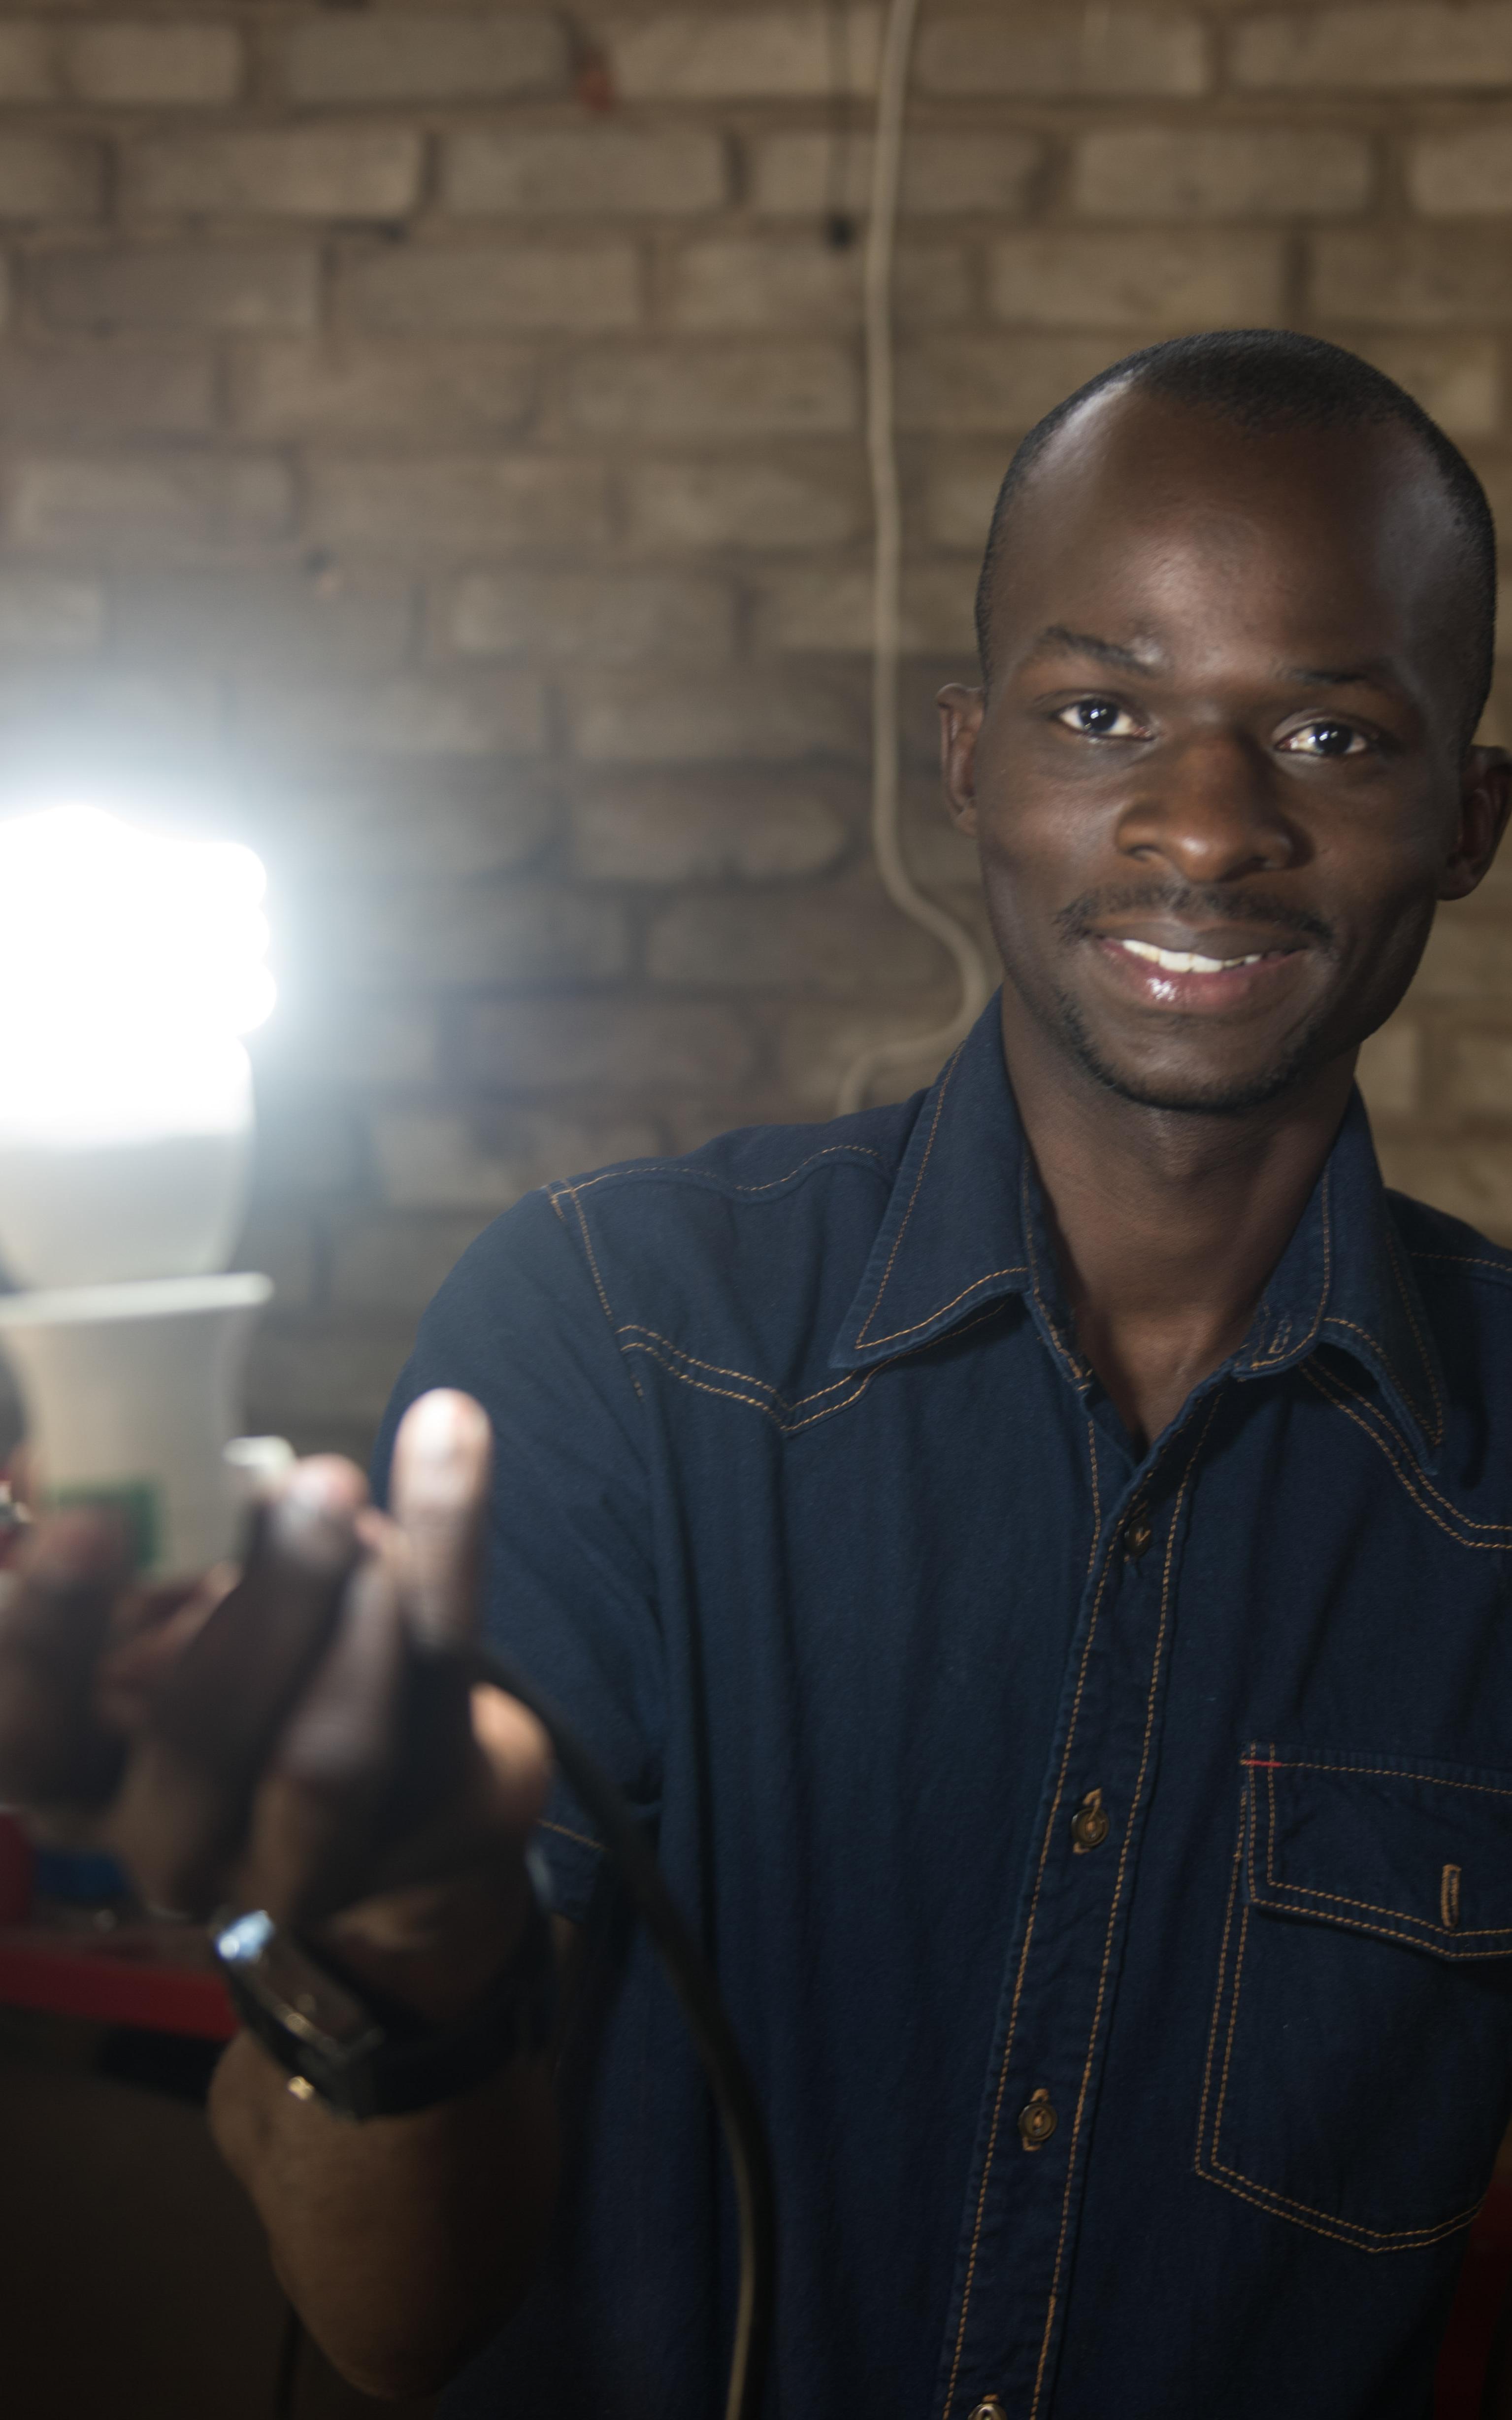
[
  {"left": 830, "top": 996, "right": 1446, "bottom": 1468},
  {"left": 1246, "top": 1085, "right": 1446, "bottom": 1464}
]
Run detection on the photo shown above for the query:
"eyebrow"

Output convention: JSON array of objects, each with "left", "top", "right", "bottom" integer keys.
[
  {"left": 1026, "top": 624, "right": 1165, "bottom": 675},
  {"left": 1284, "top": 660, "right": 1405, "bottom": 694},
  {"left": 1028, "top": 628, "right": 1413, "bottom": 702}
]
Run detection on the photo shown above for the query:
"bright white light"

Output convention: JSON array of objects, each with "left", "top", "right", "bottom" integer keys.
[{"left": 0, "top": 804, "right": 275, "bottom": 1148}]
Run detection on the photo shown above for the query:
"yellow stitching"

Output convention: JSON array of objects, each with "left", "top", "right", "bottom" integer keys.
[
  {"left": 1260, "top": 1883, "right": 1509, "bottom": 1941},
  {"left": 1258, "top": 1750, "right": 1508, "bottom": 1938},
  {"left": 537, "top": 1815, "right": 602, "bottom": 1853},
  {"left": 559, "top": 1181, "right": 615, "bottom": 1328},
  {"left": 1307, "top": 1361, "right": 1480, "bottom": 1519},
  {"left": 847, "top": 1265, "right": 1028, "bottom": 1351},
  {"left": 1201, "top": 2159, "right": 1481, "bottom": 2252},
  {"left": 1258, "top": 1752, "right": 1277, "bottom": 1897},
  {"left": 1255, "top": 1744, "right": 1273, "bottom": 1910},
  {"left": 620, "top": 1340, "right": 877, "bottom": 1433},
  {"left": 1260, "top": 1747, "right": 1512, "bottom": 1936},
  {"left": 1252, "top": 1753, "right": 1512, "bottom": 1798},
  {"left": 1021, "top": 1162, "right": 1086, "bottom": 1385},
  {"left": 940, "top": 1451, "right": 1118, "bottom": 2419},
  {"left": 1252, "top": 1907, "right": 1509, "bottom": 1957},
  {"left": 950, "top": 1399, "right": 1216, "bottom": 2416},
  {"left": 1444, "top": 1864, "right": 1462, "bottom": 1931},
  {"left": 622, "top": 1301, "right": 1009, "bottom": 1434},
  {"left": 1385, "top": 1220, "right": 1444, "bottom": 1446},
  {"left": 622, "top": 1347, "right": 815, "bottom": 1424},
  {"left": 557, "top": 1143, "right": 887, "bottom": 1200},
  {"left": 1207, "top": 1890, "right": 1483, "bottom": 2248},
  {"left": 1207, "top": 1819, "right": 1261, "bottom": 2214},
  {"left": 1250, "top": 1169, "right": 1333, "bottom": 1367},
  {"left": 1195, "top": 1825, "right": 1246, "bottom": 2174},
  {"left": 1325, "top": 1315, "right": 1434, "bottom": 1443},
  {"left": 1196, "top": 1783, "right": 1484, "bottom": 2243},
  {"left": 1027, "top": 1400, "right": 1220, "bottom": 2418},
  {"left": 543, "top": 1166, "right": 659, "bottom": 1211},
  {"left": 1217, "top": 1788, "right": 1258, "bottom": 2170},
  {"left": 1303, "top": 1362, "right": 1512, "bottom": 1544},
  {"left": 1311, "top": 1360, "right": 1479, "bottom": 1522},
  {"left": 1218, "top": 1896, "right": 1251, "bottom": 2170},
  {"left": 855, "top": 1046, "right": 962, "bottom": 1346},
  {"left": 615, "top": 1326, "right": 860, "bottom": 1412},
  {"left": 1085, "top": 1415, "right": 1101, "bottom": 1575},
  {"left": 1201, "top": 1776, "right": 1491, "bottom": 2243}
]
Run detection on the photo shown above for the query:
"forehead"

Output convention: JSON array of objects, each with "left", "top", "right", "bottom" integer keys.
[{"left": 988, "top": 385, "right": 1465, "bottom": 681}]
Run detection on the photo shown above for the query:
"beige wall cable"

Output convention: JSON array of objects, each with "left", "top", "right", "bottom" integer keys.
[{"left": 835, "top": 0, "right": 993, "bottom": 1117}]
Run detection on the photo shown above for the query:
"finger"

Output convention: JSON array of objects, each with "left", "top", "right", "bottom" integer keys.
[
  {"left": 356, "top": 1681, "right": 555, "bottom": 1899},
  {"left": 107, "top": 1458, "right": 366, "bottom": 1916},
  {"left": 388, "top": 1391, "right": 492, "bottom": 1653},
  {"left": 312, "top": 1685, "right": 555, "bottom": 2023},
  {"left": 0, "top": 1511, "right": 132, "bottom": 1806},
  {"left": 94, "top": 1569, "right": 236, "bottom": 1737},
  {"left": 472, "top": 1684, "right": 555, "bottom": 1838},
  {"left": 237, "top": 1524, "right": 408, "bottom": 1925}
]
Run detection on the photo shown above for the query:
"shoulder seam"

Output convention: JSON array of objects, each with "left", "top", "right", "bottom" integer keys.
[{"left": 547, "top": 1142, "right": 890, "bottom": 1210}]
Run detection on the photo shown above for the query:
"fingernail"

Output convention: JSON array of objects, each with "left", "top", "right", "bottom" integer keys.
[
  {"left": 406, "top": 1392, "right": 465, "bottom": 1461},
  {"left": 282, "top": 1462, "right": 347, "bottom": 1514},
  {"left": 268, "top": 1467, "right": 361, "bottom": 1573}
]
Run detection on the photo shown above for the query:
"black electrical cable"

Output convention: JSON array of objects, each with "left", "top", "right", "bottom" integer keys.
[
  {"left": 248, "top": 1604, "right": 773, "bottom": 2419},
  {"left": 472, "top": 1645, "right": 776, "bottom": 2420}
]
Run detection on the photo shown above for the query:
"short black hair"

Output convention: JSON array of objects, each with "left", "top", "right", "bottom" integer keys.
[{"left": 973, "top": 328, "right": 1498, "bottom": 745}]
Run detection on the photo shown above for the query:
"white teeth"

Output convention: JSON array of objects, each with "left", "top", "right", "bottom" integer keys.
[{"left": 1118, "top": 938, "right": 1265, "bottom": 974}]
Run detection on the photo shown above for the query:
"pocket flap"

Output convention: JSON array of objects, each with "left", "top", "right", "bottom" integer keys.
[{"left": 1242, "top": 1743, "right": 1512, "bottom": 1960}]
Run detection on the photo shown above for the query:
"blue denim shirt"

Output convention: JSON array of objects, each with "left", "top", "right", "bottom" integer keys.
[{"left": 377, "top": 997, "right": 1512, "bottom": 2420}]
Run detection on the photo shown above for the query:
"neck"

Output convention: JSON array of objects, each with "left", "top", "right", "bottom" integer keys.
[{"left": 1000, "top": 994, "right": 1355, "bottom": 1455}]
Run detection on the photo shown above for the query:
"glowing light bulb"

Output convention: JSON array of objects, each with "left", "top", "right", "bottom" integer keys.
[{"left": 0, "top": 804, "right": 276, "bottom": 1288}]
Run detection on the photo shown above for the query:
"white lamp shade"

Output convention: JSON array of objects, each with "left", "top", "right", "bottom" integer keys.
[{"left": 0, "top": 1273, "right": 273, "bottom": 1575}]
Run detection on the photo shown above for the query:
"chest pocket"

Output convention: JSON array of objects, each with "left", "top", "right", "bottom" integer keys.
[{"left": 1195, "top": 1744, "right": 1512, "bottom": 2252}]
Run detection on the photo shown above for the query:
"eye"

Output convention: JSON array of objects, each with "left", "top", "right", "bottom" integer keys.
[
  {"left": 1280, "top": 719, "right": 1369, "bottom": 760},
  {"left": 1054, "top": 698, "right": 1146, "bottom": 740}
]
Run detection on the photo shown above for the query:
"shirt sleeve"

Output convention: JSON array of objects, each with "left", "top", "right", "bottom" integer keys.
[{"left": 371, "top": 1185, "right": 661, "bottom": 1921}]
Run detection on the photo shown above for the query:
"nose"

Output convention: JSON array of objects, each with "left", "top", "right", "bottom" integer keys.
[{"left": 1114, "top": 728, "right": 1301, "bottom": 885}]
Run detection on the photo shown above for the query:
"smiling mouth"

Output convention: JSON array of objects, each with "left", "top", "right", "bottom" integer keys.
[
  {"left": 1115, "top": 938, "right": 1289, "bottom": 975},
  {"left": 1090, "top": 929, "right": 1313, "bottom": 1014}
]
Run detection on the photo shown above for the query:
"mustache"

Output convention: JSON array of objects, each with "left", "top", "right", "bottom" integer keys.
[{"left": 1053, "top": 883, "right": 1336, "bottom": 952}]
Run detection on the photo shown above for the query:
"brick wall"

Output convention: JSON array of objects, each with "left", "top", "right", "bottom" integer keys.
[{"left": 0, "top": 2, "right": 1509, "bottom": 1457}]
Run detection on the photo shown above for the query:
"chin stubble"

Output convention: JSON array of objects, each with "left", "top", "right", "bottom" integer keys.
[
  {"left": 1037, "top": 880, "right": 1345, "bottom": 1116},
  {"left": 1048, "top": 981, "right": 1334, "bottom": 1117}
]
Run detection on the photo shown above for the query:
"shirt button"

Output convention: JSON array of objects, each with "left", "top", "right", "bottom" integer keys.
[
  {"left": 969, "top": 2403, "right": 1007, "bottom": 2420},
  {"left": 1071, "top": 1787, "right": 1110, "bottom": 1852},
  {"left": 1018, "top": 2086, "right": 1058, "bottom": 2149},
  {"left": 1125, "top": 1511, "right": 1153, "bottom": 1559}
]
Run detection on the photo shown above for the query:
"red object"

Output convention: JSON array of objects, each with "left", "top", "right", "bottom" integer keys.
[
  {"left": 574, "top": 50, "right": 615, "bottom": 110},
  {"left": 0, "top": 1893, "right": 1504, "bottom": 2391},
  {"left": 1435, "top": 2160, "right": 1512, "bottom": 2417},
  {"left": 0, "top": 1920, "right": 234, "bottom": 2039}
]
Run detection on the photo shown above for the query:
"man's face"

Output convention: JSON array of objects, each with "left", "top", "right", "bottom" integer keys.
[{"left": 941, "top": 387, "right": 1509, "bottom": 1118}]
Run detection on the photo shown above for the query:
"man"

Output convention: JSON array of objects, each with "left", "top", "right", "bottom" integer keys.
[{"left": 3, "top": 328, "right": 1512, "bottom": 2420}]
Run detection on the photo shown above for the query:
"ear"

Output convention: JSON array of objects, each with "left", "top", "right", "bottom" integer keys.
[
  {"left": 938, "top": 684, "right": 986, "bottom": 837},
  {"left": 1439, "top": 744, "right": 1512, "bottom": 901}
]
